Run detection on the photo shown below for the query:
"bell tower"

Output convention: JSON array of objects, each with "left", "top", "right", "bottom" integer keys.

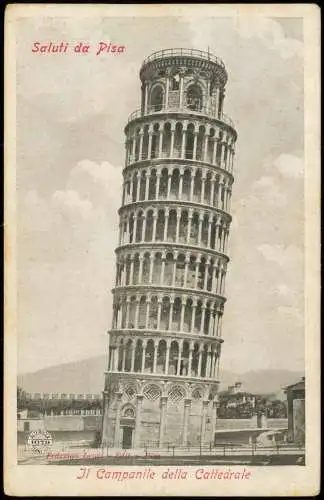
[{"left": 102, "top": 48, "right": 237, "bottom": 449}]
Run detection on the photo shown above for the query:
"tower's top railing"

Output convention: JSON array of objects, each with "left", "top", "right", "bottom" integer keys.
[
  {"left": 126, "top": 106, "right": 235, "bottom": 129},
  {"left": 141, "top": 48, "right": 226, "bottom": 70}
]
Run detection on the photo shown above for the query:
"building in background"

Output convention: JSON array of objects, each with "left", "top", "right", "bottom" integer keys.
[
  {"left": 17, "top": 391, "right": 103, "bottom": 418},
  {"left": 284, "top": 377, "right": 305, "bottom": 444},
  {"left": 101, "top": 48, "right": 237, "bottom": 449}
]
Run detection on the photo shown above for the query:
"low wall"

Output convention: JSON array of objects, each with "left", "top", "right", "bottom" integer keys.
[
  {"left": 216, "top": 419, "right": 254, "bottom": 430},
  {"left": 267, "top": 418, "right": 288, "bottom": 430},
  {"left": 216, "top": 418, "right": 287, "bottom": 431}
]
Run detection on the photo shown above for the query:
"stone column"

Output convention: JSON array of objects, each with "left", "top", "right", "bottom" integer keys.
[
  {"left": 209, "top": 310, "right": 215, "bottom": 336},
  {"left": 114, "top": 392, "right": 123, "bottom": 447},
  {"left": 144, "top": 83, "right": 149, "bottom": 114},
  {"left": 207, "top": 216, "right": 212, "bottom": 247},
  {"left": 136, "top": 172, "right": 141, "bottom": 202},
  {"left": 134, "top": 394, "right": 143, "bottom": 448},
  {"left": 231, "top": 151, "right": 235, "bottom": 174},
  {"left": 159, "top": 396, "right": 168, "bottom": 448},
  {"left": 130, "top": 346, "right": 136, "bottom": 372},
  {"left": 200, "top": 400, "right": 209, "bottom": 446},
  {"left": 203, "top": 134, "right": 209, "bottom": 162},
  {"left": 200, "top": 304, "right": 206, "bottom": 335},
  {"left": 182, "top": 399, "right": 191, "bottom": 446},
  {"left": 204, "top": 260, "right": 209, "bottom": 290},
  {"left": 165, "top": 73, "right": 170, "bottom": 109},
  {"left": 113, "top": 346, "right": 119, "bottom": 371},
  {"left": 129, "top": 177, "right": 134, "bottom": 201},
  {"left": 187, "top": 210, "right": 193, "bottom": 243},
  {"left": 217, "top": 181, "right": 223, "bottom": 210},
  {"left": 165, "top": 340, "right": 171, "bottom": 375},
  {"left": 190, "top": 173, "right": 195, "bottom": 201},
  {"left": 188, "top": 343, "right": 194, "bottom": 377},
  {"left": 152, "top": 213, "right": 158, "bottom": 242},
  {"left": 179, "top": 72, "right": 185, "bottom": 108},
  {"left": 160, "top": 254, "right": 166, "bottom": 285},
  {"left": 215, "top": 311, "right": 220, "bottom": 337},
  {"left": 153, "top": 340, "right": 159, "bottom": 373},
  {"left": 155, "top": 173, "right": 161, "bottom": 199},
  {"left": 218, "top": 313, "right": 223, "bottom": 338},
  {"left": 157, "top": 299, "right": 162, "bottom": 330},
  {"left": 134, "top": 298, "right": 140, "bottom": 329},
  {"left": 191, "top": 302, "right": 197, "bottom": 333},
  {"left": 184, "top": 255, "right": 189, "bottom": 286},
  {"left": 215, "top": 220, "right": 221, "bottom": 253},
  {"left": 172, "top": 254, "right": 178, "bottom": 287},
  {"left": 164, "top": 210, "right": 169, "bottom": 240},
  {"left": 145, "top": 298, "right": 150, "bottom": 328},
  {"left": 179, "top": 171, "right": 184, "bottom": 199},
  {"left": 181, "top": 130, "right": 187, "bottom": 159},
  {"left": 193, "top": 132, "right": 198, "bottom": 160},
  {"left": 215, "top": 87, "right": 220, "bottom": 117},
  {"left": 149, "top": 254, "right": 154, "bottom": 283},
  {"left": 170, "top": 126, "right": 175, "bottom": 158},
  {"left": 206, "top": 348, "right": 212, "bottom": 378},
  {"left": 176, "top": 341, "right": 183, "bottom": 375},
  {"left": 198, "top": 214, "right": 203, "bottom": 245},
  {"left": 210, "top": 350, "right": 217, "bottom": 376},
  {"left": 138, "top": 255, "right": 144, "bottom": 282},
  {"left": 131, "top": 136, "right": 136, "bottom": 162},
  {"left": 122, "top": 345, "right": 127, "bottom": 371},
  {"left": 132, "top": 214, "right": 138, "bottom": 244},
  {"left": 227, "top": 188, "right": 232, "bottom": 212},
  {"left": 180, "top": 298, "right": 186, "bottom": 332},
  {"left": 197, "top": 348, "right": 203, "bottom": 377},
  {"left": 141, "top": 341, "right": 147, "bottom": 372},
  {"left": 201, "top": 175, "right": 206, "bottom": 204},
  {"left": 148, "top": 131, "right": 153, "bottom": 158},
  {"left": 158, "top": 130, "right": 163, "bottom": 158},
  {"left": 176, "top": 208, "right": 181, "bottom": 243},
  {"left": 220, "top": 142, "right": 226, "bottom": 167},
  {"left": 125, "top": 297, "right": 131, "bottom": 328},
  {"left": 212, "top": 138, "right": 217, "bottom": 165},
  {"left": 139, "top": 132, "right": 144, "bottom": 160},
  {"left": 141, "top": 218, "right": 147, "bottom": 243},
  {"left": 194, "top": 257, "right": 200, "bottom": 288},
  {"left": 168, "top": 298, "right": 174, "bottom": 330},
  {"left": 145, "top": 171, "right": 150, "bottom": 200}
]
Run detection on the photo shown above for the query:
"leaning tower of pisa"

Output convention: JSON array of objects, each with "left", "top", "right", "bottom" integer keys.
[{"left": 101, "top": 48, "right": 237, "bottom": 449}]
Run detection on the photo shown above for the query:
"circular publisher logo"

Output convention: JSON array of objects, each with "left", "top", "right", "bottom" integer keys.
[{"left": 27, "top": 430, "right": 53, "bottom": 454}]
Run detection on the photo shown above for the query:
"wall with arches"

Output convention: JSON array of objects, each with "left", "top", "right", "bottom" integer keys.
[
  {"left": 102, "top": 375, "right": 218, "bottom": 447},
  {"left": 125, "top": 119, "right": 235, "bottom": 173},
  {"left": 119, "top": 205, "right": 230, "bottom": 254},
  {"left": 122, "top": 164, "right": 233, "bottom": 212}
]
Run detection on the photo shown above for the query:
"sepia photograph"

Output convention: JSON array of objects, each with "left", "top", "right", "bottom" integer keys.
[{"left": 5, "top": 4, "right": 320, "bottom": 497}]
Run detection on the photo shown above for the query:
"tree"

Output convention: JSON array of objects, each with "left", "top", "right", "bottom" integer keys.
[{"left": 17, "top": 386, "right": 29, "bottom": 411}]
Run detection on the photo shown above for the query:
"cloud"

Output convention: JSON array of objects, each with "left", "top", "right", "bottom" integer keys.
[
  {"left": 273, "top": 154, "right": 304, "bottom": 179},
  {"left": 52, "top": 190, "right": 93, "bottom": 220},
  {"left": 257, "top": 244, "right": 303, "bottom": 267},
  {"left": 250, "top": 176, "right": 287, "bottom": 207},
  {"left": 68, "top": 160, "right": 122, "bottom": 210},
  {"left": 234, "top": 15, "right": 303, "bottom": 59}
]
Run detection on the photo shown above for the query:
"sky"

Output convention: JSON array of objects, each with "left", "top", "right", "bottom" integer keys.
[{"left": 16, "top": 13, "right": 304, "bottom": 375}]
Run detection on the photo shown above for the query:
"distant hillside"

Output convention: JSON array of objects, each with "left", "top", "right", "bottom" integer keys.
[{"left": 18, "top": 355, "right": 304, "bottom": 397}]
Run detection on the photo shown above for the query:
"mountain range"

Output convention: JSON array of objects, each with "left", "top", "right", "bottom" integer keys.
[{"left": 18, "top": 355, "right": 304, "bottom": 398}]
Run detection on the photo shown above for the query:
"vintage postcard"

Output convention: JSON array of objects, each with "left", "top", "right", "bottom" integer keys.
[{"left": 4, "top": 3, "right": 320, "bottom": 496}]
